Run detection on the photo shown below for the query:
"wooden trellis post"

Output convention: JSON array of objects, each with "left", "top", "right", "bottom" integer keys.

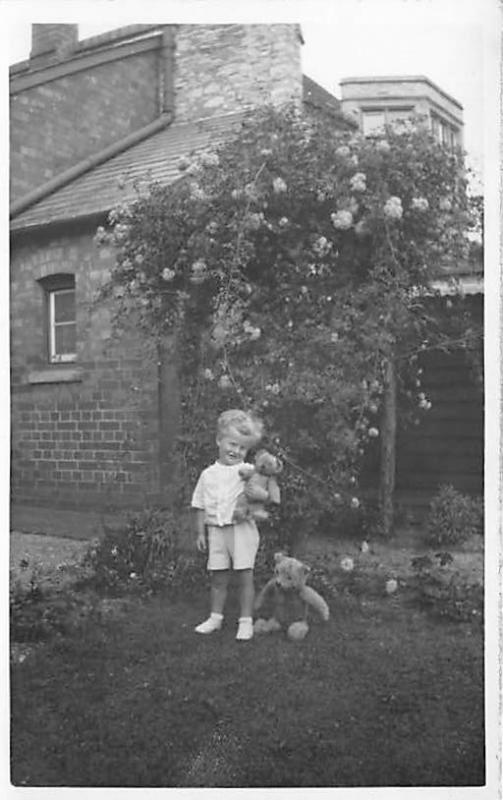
[{"left": 379, "top": 357, "right": 397, "bottom": 536}]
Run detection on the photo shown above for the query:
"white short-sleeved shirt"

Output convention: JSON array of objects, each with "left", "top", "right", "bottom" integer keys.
[{"left": 191, "top": 461, "right": 245, "bottom": 526}]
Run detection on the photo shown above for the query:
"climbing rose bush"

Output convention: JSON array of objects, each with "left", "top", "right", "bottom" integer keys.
[{"left": 98, "top": 105, "right": 481, "bottom": 543}]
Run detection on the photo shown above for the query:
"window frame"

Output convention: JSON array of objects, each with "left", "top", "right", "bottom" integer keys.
[
  {"left": 361, "top": 105, "right": 415, "bottom": 137},
  {"left": 38, "top": 273, "right": 77, "bottom": 365}
]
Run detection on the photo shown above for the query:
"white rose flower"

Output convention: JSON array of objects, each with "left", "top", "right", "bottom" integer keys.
[
  {"left": 383, "top": 196, "right": 403, "bottom": 220},
  {"left": 313, "top": 236, "right": 332, "bottom": 256},
  {"left": 340, "top": 557, "right": 355, "bottom": 572},
  {"left": 218, "top": 375, "right": 232, "bottom": 390},
  {"left": 350, "top": 497, "right": 360, "bottom": 509},
  {"left": 273, "top": 176, "right": 288, "bottom": 194},
  {"left": 411, "top": 197, "right": 429, "bottom": 212},
  {"left": 186, "top": 161, "right": 202, "bottom": 176},
  {"left": 162, "top": 267, "right": 176, "bottom": 282},
  {"left": 350, "top": 173, "right": 367, "bottom": 192},
  {"left": 200, "top": 151, "right": 219, "bottom": 167},
  {"left": 439, "top": 197, "right": 452, "bottom": 212},
  {"left": 331, "top": 210, "right": 353, "bottom": 230},
  {"left": 245, "top": 212, "right": 264, "bottom": 231},
  {"left": 336, "top": 145, "right": 351, "bottom": 158},
  {"left": 385, "top": 579, "right": 398, "bottom": 595}
]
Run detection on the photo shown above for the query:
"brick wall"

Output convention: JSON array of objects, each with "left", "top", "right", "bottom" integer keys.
[
  {"left": 174, "top": 24, "right": 302, "bottom": 122},
  {"left": 10, "top": 225, "right": 175, "bottom": 509},
  {"left": 10, "top": 49, "right": 160, "bottom": 203}
]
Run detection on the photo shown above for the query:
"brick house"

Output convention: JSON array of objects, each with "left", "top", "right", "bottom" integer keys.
[
  {"left": 10, "top": 25, "right": 482, "bottom": 515},
  {"left": 10, "top": 23, "right": 355, "bottom": 511}
]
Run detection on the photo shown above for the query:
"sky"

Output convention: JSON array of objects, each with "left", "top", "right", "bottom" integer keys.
[{"left": 4, "top": 0, "right": 500, "bottom": 179}]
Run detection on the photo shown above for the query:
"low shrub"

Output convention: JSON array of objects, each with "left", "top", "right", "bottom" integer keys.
[
  {"left": 83, "top": 508, "right": 208, "bottom": 596},
  {"left": 409, "top": 552, "right": 483, "bottom": 622},
  {"left": 10, "top": 566, "right": 101, "bottom": 643},
  {"left": 426, "top": 485, "right": 483, "bottom": 547}
]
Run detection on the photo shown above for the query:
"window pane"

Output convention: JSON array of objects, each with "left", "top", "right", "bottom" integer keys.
[
  {"left": 362, "top": 112, "right": 385, "bottom": 136},
  {"left": 387, "top": 108, "right": 414, "bottom": 123},
  {"left": 54, "top": 322, "right": 76, "bottom": 355},
  {"left": 53, "top": 289, "right": 75, "bottom": 323}
]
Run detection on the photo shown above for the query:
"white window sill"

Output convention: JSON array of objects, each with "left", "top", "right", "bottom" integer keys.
[{"left": 27, "top": 368, "right": 83, "bottom": 385}]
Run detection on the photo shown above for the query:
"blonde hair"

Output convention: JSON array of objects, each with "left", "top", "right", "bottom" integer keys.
[{"left": 217, "top": 409, "right": 263, "bottom": 446}]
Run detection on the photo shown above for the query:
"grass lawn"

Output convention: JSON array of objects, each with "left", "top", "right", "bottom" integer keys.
[{"left": 11, "top": 585, "right": 484, "bottom": 788}]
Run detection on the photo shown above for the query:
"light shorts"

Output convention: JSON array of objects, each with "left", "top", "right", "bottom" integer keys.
[{"left": 206, "top": 520, "right": 259, "bottom": 571}]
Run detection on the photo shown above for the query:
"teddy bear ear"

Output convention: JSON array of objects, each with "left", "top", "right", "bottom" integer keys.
[
  {"left": 302, "top": 564, "right": 311, "bottom": 577},
  {"left": 274, "top": 551, "right": 285, "bottom": 563}
]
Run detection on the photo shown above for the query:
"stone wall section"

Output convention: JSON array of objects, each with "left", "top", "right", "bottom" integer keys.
[{"left": 161, "top": 24, "right": 301, "bottom": 122}]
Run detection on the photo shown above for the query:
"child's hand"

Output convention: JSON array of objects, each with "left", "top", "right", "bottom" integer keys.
[
  {"left": 196, "top": 531, "right": 207, "bottom": 552},
  {"left": 244, "top": 482, "right": 269, "bottom": 502}
]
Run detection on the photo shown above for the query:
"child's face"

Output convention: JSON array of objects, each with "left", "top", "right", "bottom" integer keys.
[{"left": 217, "top": 427, "right": 250, "bottom": 465}]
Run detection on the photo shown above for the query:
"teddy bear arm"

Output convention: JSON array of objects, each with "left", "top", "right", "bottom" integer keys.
[
  {"left": 299, "top": 585, "right": 330, "bottom": 621},
  {"left": 266, "top": 477, "right": 281, "bottom": 505},
  {"left": 253, "top": 578, "right": 276, "bottom": 611},
  {"left": 244, "top": 475, "right": 270, "bottom": 503}
]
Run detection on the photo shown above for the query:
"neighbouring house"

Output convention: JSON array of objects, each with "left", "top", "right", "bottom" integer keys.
[
  {"left": 340, "top": 74, "right": 464, "bottom": 147},
  {"left": 10, "top": 23, "right": 356, "bottom": 511},
  {"left": 340, "top": 75, "right": 483, "bottom": 511}
]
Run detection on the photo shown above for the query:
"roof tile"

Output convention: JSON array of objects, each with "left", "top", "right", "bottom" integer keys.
[{"left": 11, "top": 112, "right": 244, "bottom": 230}]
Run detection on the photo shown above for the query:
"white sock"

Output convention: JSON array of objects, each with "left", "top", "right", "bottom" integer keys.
[
  {"left": 236, "top": 616, "right": 253, "bottom": 641},
  {"left": 195, "top": 612, "right": 223, "bottom": 634}
]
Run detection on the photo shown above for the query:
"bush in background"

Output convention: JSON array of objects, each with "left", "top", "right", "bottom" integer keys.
[
  {"left": 83, "top": 508, "right": 208, "bottom": 596},
  {"left": 409, "top": 552, "right": 483, "bottom": 622},
  {"left": 426, "top": 484, "right": 483, "bottom": 547}
]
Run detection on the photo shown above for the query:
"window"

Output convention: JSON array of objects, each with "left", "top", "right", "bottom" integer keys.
[
  {"left": 362, "top": 110, "right": 385, "bottom": 136},
  {"left": 430, "top": 114, "right": 459, "bottom": 149},
  {"left": 362, "top": 106, "right": 414, "bottom": 136},
  {"left": 38, "top": 274, "right": 76, "bottom": 364},
  {"left": 386, "top": 107, "right": 414, "bottom": 125}
]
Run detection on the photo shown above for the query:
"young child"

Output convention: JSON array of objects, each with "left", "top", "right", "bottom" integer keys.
[{"left": 192, "top": 409, "right": 275, "bottom": 641}]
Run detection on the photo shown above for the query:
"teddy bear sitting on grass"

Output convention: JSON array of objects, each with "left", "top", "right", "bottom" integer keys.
[{"left": 254, "top": 552, "right": 330, "bottom": 641}]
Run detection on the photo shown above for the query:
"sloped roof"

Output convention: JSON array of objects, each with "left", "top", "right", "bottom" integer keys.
[
  {"left": 10, "top": 112, "right": 244, "bottom": 231},
  {"left": 11, "top": 74, "right": 350, "bottom": 233}
]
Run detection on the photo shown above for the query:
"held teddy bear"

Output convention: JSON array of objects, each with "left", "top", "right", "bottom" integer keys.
[
  {"left": 253, "top": 552, "right": 330, "bottom": 641},
  {"left": 232, "top": 449, "right": 282, "bottom": 523}
]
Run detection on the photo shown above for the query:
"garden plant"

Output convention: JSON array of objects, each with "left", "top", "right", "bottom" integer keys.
[
  {"left": 10, "top": 105, "right": 486, "bottom": 788},
  {"left": 97, "top": 104, "right": 482, "bottom": 543}
]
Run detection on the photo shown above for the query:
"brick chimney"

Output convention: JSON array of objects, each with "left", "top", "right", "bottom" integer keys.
[{"left": 30, "top": 24, "right": 78, "bottom": 63}]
